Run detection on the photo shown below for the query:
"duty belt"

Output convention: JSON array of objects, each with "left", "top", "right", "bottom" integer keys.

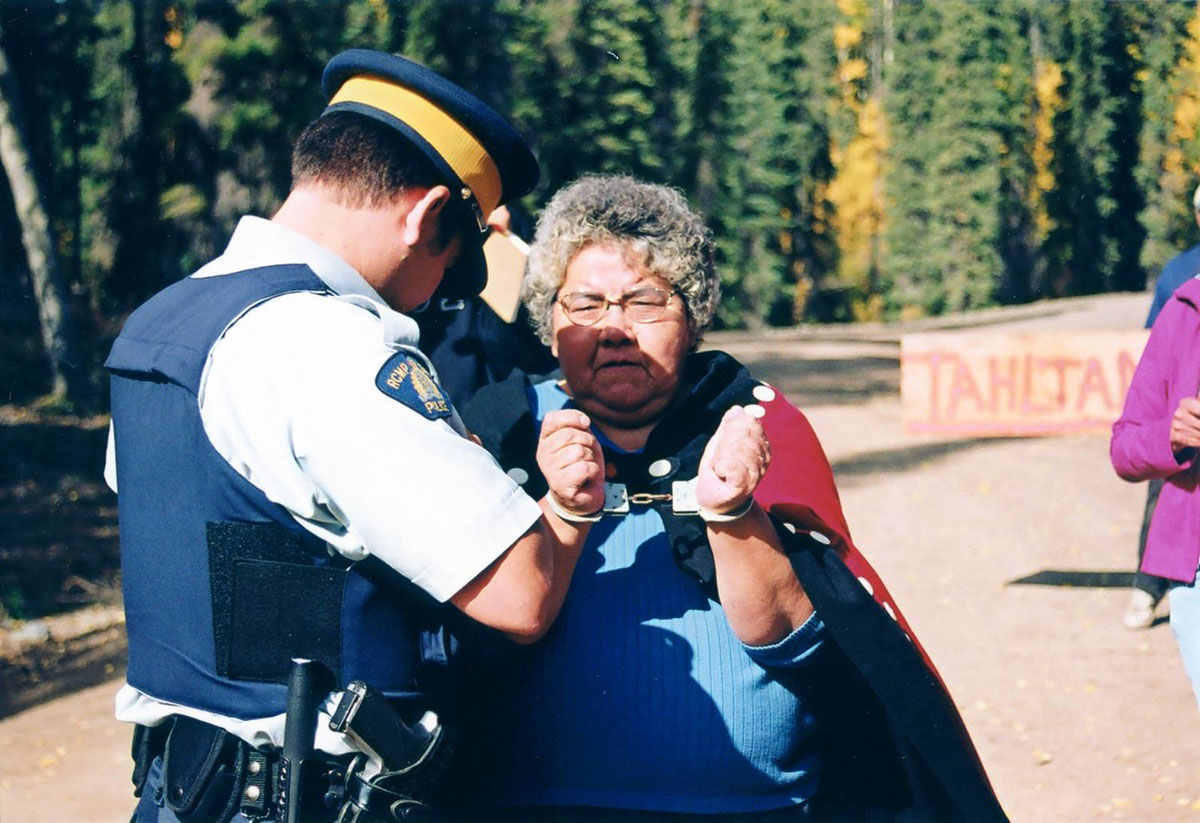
[{"left": 132, "top": 716, "right": 351, "bottom": 823}]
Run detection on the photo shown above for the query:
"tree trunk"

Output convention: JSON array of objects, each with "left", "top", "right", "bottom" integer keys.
[{"left": 0, "top": 21, "right": 80, "bottom": 402}]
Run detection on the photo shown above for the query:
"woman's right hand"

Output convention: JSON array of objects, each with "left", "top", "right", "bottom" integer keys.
[
  {"left": 1169, "top": 397, "right": 1200, "bottom": 452},
  {"left": 537, "top": 409, "right": 605, "bottom": 517}
]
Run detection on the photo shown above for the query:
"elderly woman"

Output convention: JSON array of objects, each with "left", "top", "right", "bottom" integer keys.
[{"left": 459, "top": 175, "right": 1005, "bottom": 822}]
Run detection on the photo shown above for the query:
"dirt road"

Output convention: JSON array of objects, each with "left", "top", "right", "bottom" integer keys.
[{"left": 3, "top": 292, "right": 1198, "bottom": 822}]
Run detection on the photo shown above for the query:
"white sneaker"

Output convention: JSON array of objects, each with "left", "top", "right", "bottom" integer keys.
[{"left": 1123, "top": 589, "right": 1157, "bottom": 630}]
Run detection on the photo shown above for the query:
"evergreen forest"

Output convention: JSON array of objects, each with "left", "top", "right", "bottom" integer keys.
[{"left": 4, "top": 0, "right": 1200, "bottom": 408}]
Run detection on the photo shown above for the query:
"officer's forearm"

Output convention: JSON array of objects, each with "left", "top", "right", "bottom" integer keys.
[{"left": 449, "top": 515, "right": 586, "bottom": 644}]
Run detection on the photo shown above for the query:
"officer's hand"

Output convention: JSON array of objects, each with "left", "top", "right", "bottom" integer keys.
[
  {"left": 695, "top": 407, "right": 770, "bottom": 517},
  {"left": 1170, "top": 397, "right": 1200, "bottom": 452},
  {"left": 538, "top": 410, "right": 605, "bottom": 517}
]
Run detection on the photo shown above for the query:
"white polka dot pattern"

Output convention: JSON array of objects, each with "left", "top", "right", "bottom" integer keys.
[{"left": 752, "top": 384, "right": 777, "bottom": 403}]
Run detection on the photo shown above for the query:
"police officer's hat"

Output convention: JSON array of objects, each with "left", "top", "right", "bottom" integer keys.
[{"left": 321, "top": 49, "right": 539, "bottom": 299}]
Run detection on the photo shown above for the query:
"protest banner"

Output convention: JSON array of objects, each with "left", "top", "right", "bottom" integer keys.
[{"left": 900, "top": 330, "right": 1150, "bottom": 437}]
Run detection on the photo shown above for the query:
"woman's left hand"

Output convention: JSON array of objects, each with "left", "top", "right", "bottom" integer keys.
[{"left": 695, "top": 407, "right": 771, "bottom": 516}]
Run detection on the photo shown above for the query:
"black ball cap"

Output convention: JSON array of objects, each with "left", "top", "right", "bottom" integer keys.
[{"left": 321, "top": 49, "right": 539, "bottom": 298}]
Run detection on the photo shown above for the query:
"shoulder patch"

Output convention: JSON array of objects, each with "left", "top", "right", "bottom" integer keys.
[{"left": 375, "top": 352, "right": 452, "bottom": 420}]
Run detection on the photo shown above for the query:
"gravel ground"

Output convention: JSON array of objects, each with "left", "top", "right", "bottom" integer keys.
[{"left": 3, "top": 292, "right": 1198, "bottom": 822}]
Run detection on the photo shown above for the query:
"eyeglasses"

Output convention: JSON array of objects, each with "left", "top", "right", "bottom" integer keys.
[{"left": 557, "top": 287, "right": 677, "bottom": 326}]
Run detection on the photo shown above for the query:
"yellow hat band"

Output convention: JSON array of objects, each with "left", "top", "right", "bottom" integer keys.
[{"left": 329, "top": 76, "right": 503, "bottom": 217}]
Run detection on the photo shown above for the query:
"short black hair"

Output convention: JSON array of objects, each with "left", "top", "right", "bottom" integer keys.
[
  {"left": 291, "top": 111, "right": 480, "bottom": 252},
  {"left": 291, "top": 111, "right": 442, "bottom": 205}
]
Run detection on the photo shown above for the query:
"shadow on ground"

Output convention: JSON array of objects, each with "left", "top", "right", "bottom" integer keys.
[
  {"left": 734, "top": 354, "right": 900, "bottom": 407},
  {"left": 829, "top": 437, "right": 1023, "bottom": 487},
  {"left": 1007, "top": 570, "right": 1136, "bottom": 588}
]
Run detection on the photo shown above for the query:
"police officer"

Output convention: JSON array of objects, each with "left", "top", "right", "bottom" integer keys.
[{"left": 104, "top": 50, "right": 604, "bottom": 822}]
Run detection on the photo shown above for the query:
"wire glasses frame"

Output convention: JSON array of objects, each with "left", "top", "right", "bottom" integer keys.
[{"left": 556, "top": 286, "right": 679, "bottom": 326}]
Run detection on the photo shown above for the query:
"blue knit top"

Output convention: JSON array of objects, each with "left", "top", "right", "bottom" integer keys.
[{"left": 477, "top": 381, "right": 827, "bottom": 814}]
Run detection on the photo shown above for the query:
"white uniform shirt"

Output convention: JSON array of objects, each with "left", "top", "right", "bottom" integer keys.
[{"left": 106, "top": 216, "right": 542, "bottom": 752}]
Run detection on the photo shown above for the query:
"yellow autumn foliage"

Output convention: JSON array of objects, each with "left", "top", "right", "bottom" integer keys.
[
  {"left": 836, "top": 0, "right": 865, "bottom": 16},
  {"left": 838, "top": 58, "right": 868, "bottom": 86},
  {"left": 1172, "top": 11, "right": 1200, "bottom": 148},
  {"left": 827, "top": 0, "right": 886, "bottom": 322},
  {"left": 1162, "top": 7, "right": 1200, "bottom": 216},
  {"left": 828, "top": 98, "right": 887, "bottom": 316},
  {"left": 1174, "top": 97, "right": 1200, "bottom": 147},
  {"left": 1031, "top": 59, "right": 1063, "bottom": 241},
  {"left": 834, "top": 23, "right": 862, "bottom": 53},
  {"left": 164, "top": 3, "right": 184, "bottom": 50}
]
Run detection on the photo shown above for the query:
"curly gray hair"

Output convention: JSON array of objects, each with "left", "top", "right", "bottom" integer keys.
[{"left": 522, "top": 175, "right": 719, "bottom": 347}]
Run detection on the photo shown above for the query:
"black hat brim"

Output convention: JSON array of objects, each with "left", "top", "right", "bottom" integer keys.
[{"left": 322, "top": 50, "right": 539, "bottom": 204}]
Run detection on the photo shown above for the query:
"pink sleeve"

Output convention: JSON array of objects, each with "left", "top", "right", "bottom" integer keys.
[{"left": 1111, "top": 298, "right": 1197, "bottom": 481}]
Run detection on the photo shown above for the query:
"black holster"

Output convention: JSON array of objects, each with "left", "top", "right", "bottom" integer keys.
[{"left": 335, "top": 725, "right": 456, "bottom": 823}]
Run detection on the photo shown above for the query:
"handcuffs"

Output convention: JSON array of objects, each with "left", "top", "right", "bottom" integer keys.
[{"left": 546, "top": 478, "right": 754, "bottom": 524}]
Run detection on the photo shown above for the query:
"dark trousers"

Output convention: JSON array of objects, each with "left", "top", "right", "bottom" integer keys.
[
  {"left": 1135, "top": 479, "right": 1174, "bottom": 602},
  {"left": 470, "top": 804, "right": 811, "bottom": 823}
]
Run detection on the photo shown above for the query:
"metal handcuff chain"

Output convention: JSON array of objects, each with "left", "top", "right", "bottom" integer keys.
[{"left": 627, "top": 492, "right": 673, "bottom": 505}]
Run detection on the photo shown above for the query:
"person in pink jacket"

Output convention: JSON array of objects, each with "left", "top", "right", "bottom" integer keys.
[{"left": 1112, "top": 275, "right": 1200, "bottom": 710}]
